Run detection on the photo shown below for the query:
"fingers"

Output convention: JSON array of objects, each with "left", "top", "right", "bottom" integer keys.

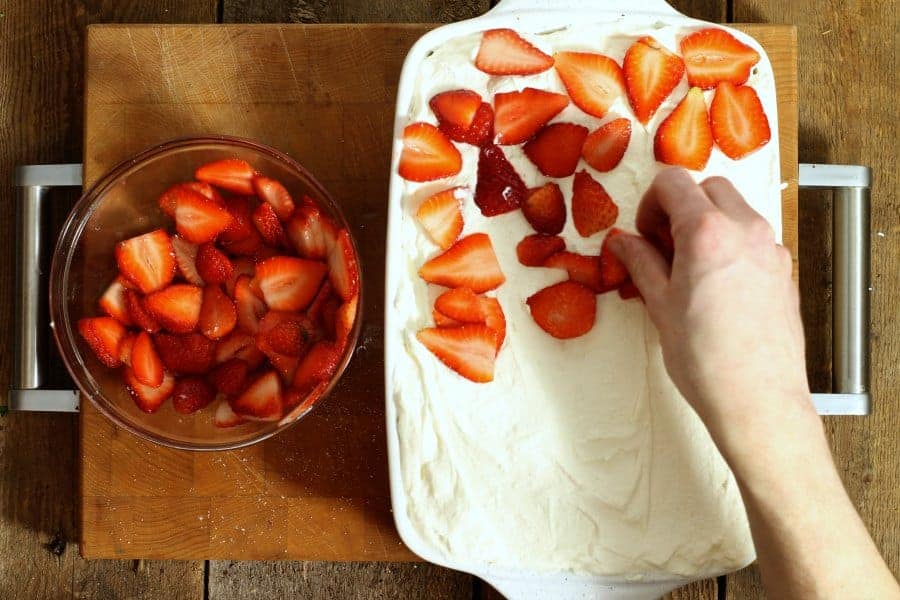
[
  {"left": 699, "top": 176, "right": 760, "bottom": 221},
  {"left": 636, "top": 167, "right": 715, "bottom": 240},
  {"left": 607, "top": 233, "right": 670, "bottom": 305}
]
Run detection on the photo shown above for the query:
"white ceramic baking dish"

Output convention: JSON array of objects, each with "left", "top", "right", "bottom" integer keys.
[{"left": 384, "top": 1, "right": 779, "bottom": 597}]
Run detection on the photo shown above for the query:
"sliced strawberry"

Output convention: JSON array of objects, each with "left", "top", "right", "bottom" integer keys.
[
  {"left": 258, "top": 311, "right": 314, "bottom": 357},
  {"left": 543, "top": 252, "right": 604, "bottom": 293},
  {"left": 415, "top": 188, "right": 464, "bottom": 250},
  {"left": 77, "top": 316, "right": 127, "bottom": 368},
  {"left": 253, "top": 175, "right": 295, "bottom": 221},
  {"left": 416, "top": 325, "right": 498, "bottom": 383},
  {"left": 230, "top": 371, "right": 283, "bottom": 421},
  {"left": 306, "top": 279, "right": 335, "bottom": 323},
  {"left": 144, "top": 284, "right": 202, "bottom": 333},
  {"left": 419, "top": 233, "right": 505, "bottom": 293},
  {"left": 327, "top": 229, "right": 360, "bottom": 302},
  {"left": 254, "top": 256, "right": 327, "bottom": 311},
  {"left": 215, "top": 330, "right": 265, "bottom": 368},
  {"left": 285, "top": 202, "right": 339, "bottom": 260},
  {"left": 171, "top": 376, "right": 216, "bottom": 415},
  {"left": 434, "top": 287, "right": 484, "bottom": 323},
  {"left": 118, "top": 333, "right": 135, "bottom": 366},
  {"left": 98, "top": 276, "right": 133, "bottom": 326},
  {"left": 679, "top": 28, "right": 760, "bottom": 90},
  {"left": 474, "top": 28, "right": 553, "bottom": 76},
  {"left": 131, "top": 331, "right": 164, "bottom": 388},
  {"left": 199, "top": 284, "right": 237, "bottom": 341},
  {"left": 184, "top": 181, "right": 223, "bottom": 204},
  {"left": 571, "top": 170, "right": 619, "bottom": 237},
  {"left": 234, "top": 275, "right": 267, "bottom": 334},
  {"left": 292, "top": 341, "right": 341, "bottom": 393},
  {"left": 624, "top": 36, "right": 685, "bottom": 124},
  {"left": 522, "top": 183, "right": 566, "bottom": 235},
  {"left": 709, "top": 82, "right": 771, "bottom": 160},
  {"left": 123, "top": 289, "right": 159, "bottom": 333},
  {"left": 475, "top": 144, "right": 526, "bottom": 216},
  {"left": 398, "top": 122, "right": 462, "bottom": 182},
  {"left": 174, "top": 191, "right": 233, "bottom": 245},
  {"left": 115, "top": 229, "right": 176, "bottom": 294},
  {"left": 480, "top": 297, "right": 506, "bottom": 351},
  {"left": 527, "top": 281, "right": 596, "bottom": 339},
  {"left": 438, "top": 102, "right": 494, "bottom": 146},
  {"left": 159, "top": 182, "right": 224, "bottom": 219},
  {"left": 553, "top": 51, "right": 626, "bottom": 118},
  {"left": 209, "top": 358, "right": 250, "bottom": 396},
  {"left": 523, "top": 123, "right": 588, "bottom": 178},
  {"left": 582, "top": 118, "right": 631, "bottom": 172},
  {"left": 334, "top": 294, "right": 358, "bottom": 350},
  {"left": 251, "top": 201, "right": 289, "bottom": 248},
  {"left": 225, "top": 257, "right": 256, "bottom": 297},
  {"left": 599, "top": 228, "right": 629, "bottom": 290},
  {"left": 213, "top": 398, "right": 246, "bottom": 428},
  {"left": 124, "top": 368, "right": 174, "bottom": 413},
  {"left": 195, "top": 158, "right": 256, "bottom": 195},
  {"left": 493, "top": 88, "right": 568, "bottom": 145},
  {"left": 154, "top": 332, "right": 216, "bottom": 375},
  {"left": 171, "top": 235, "right": 203, "bottom": 285},
  {"left": 619, "top": 280, "right": 642, "bottom": 301},
  {"left": 516, "top": 233, "right": 566, "bottom": 266},
  {"left": 319, "top": 296, "right": 341, "bottom": 341},
  {"left": 654, "top": 87, "right": 713, "bottom": 171},
  {"left": 429, "top": 89, "right": 482, "bottom": 130},
  {"left": 219, "top": 196, "right": 264, "bottom": 256},
  {"left": 433, "top": 309, "right": 461, "bottom": 328},
  {"left": 193, "top": 243, "right": 232, "bottom": 285}
]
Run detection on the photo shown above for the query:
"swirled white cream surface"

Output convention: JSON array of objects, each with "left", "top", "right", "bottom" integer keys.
[{"left": 388, "top": 22, "right": 780, "bottom": 577}]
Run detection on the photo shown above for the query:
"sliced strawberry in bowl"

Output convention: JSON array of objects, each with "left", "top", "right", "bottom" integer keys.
[
  {"left": 398, "top": 122, "right": 462, "bottom": 182},
  {"left": 213, "top": 398, "right": 246, "bottom": 428},
  {"left": 124, "top": 369, "right": 175, "bottom": 414},
  {"left": 475, "top": 144, "right": 526, "bottom": 217},
  {"left": 624, "top": 36, "right": 685, "bottom": 124},
  {"left": 195, "top": 243, "right": 234, "bottom": 285},
  {"left": 131, "top": 331, "right": 164, "bottom": 388},
  {"left": 230, "top": 371, "right": 283, "bottom": 422},
  {"left": 416, "top": 188, "right": 464, "bottom": 250},
  {"left": 77, "top": 316, "right": 128, "bottom": 368},
  {"left": 679, "top": 28, "right": 760, "bottom": 90},
  {"left": 292, "top": 341, "right": 342, "bottom": 393},
  {"left": 154, "top": 332, "right": 216, "bottom": 375},
  {"left": 527, "top": 281, "right": 597, "bottom": 339},
  {"left": 123, "top": 289, "right": 159, "bottom": 333},
  {"left": 199, "top": 284, "right": 237, "bottom": 341},
  {"left": 98, "top": 276, "right": 133, "bottom": 326},
  {"left": 144, "top": 284, "right": 203, "bottom": 333},
  {"left": 115, "top": 229, "right": 175, "bottom": 294},
  {"left": 493, "top": 88, "right": 568, "bottom": 145},
  {"left": 554, "top": 51, "right": 626, "bottom": 118},
  {"left": 327, "top": 229, "right": 360, "bottom": 302},
  {"left": 215, "top": 330, "right": 265, "bottom": 368},
  {"left": 286, "top": 202, "right": 339, "bottom": 260},
  {"left": 225, "top": 257, "right": 256, "bottom": 297},
  {"left": 255, "top": 256, "right": 327, "bottom": 311},
  {"left": 234, "top": 275, "right": 267, "bottom": 334},
  {"left": 522, "top": 183, "right": 566, "bottom": 235},
  {"left": 419, "top": 233, "right": 505, "bottom": 293},
  {"left": 252, "top": 202, "right": 289, "bottom": 248},
  {"left": 209, "top": 358, "right": 250, "bottom": 396},
  {"left": 416, "top": 325, "right": 498, "bottom": 383},
  {"left": 654, "top": 87, "right": 713, "bottom": 171},
  {"left": 474, "top": 28, "right": 553, "bottom": 76},
  {"left": 709, "top": 81, "right": 771, "bottom": 160},
  {"left": 218, "top": 196, "right": 264, "bottom": 256},
  {"left": 174, "top": 190, "right": 233, "bottom": 245},
  {"left": 171, "top": 235, "right": 203, "bottom": 285},
  {"left": 334, "top": 294, "right": 359, "bottom": 351},
  {"left": 195, "top": 158, "right": 256, "bottom": 195},
  {"left": 572, "top": 170, "right": 619, "bottom": 237},
  {"left": 582, "top": 118, "right": 631, "bottom": 172},
  {"left": 253, "top": 175, "right": 295, "bottom": 221},
  {"left": 523, "top": 123, "right": 589, "bottom": 178},
  {"left": 171, "top": 376, "right": 216, "bottom": 415},
  {"left": 516, "top": 234, "right": 566, "bottom": 267}
]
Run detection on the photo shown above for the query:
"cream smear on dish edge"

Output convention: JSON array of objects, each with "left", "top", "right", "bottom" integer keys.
[{"left": 389, "top": 22, "right": 780, "bottom": 577}]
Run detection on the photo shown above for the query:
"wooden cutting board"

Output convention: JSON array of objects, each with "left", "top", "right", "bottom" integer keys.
[{"left": 81, "top": 23, "right": 797, "bottom": 560}]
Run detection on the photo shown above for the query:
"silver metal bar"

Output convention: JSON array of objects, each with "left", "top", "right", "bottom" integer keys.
[
  {"left": 798, "top": 163, "right": 871, "bottom": 416},
  {"left": 10, "top": 164, "right": 82, "bottom": 413}
]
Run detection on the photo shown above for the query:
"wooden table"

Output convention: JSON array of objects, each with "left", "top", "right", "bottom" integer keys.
[{"left": 0, "top": 1, "right": 896, "bottom": 599}]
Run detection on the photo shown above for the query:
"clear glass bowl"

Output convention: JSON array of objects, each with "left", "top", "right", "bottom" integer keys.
[{"left": 50, "top": 136, "right": 363, "bottom": 451}]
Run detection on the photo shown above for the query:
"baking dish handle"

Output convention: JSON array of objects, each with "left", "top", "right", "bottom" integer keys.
[
  {"left": 800, "top": 164, "right": 871, "bottom": 416},
  {"left": 8, "top": 164, "right": 82, "bottom": 413},
  {"left": 489, "top": 0, "right": 683, "bottom": 18}
]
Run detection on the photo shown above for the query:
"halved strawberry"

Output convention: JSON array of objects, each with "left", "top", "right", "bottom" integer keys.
[
  {"left": 255, "top": 256, "right": 327, "bottom": 311},
  {"left": 429, "top": 89, "right": 482, "bottom": 130},
  {"left": 219, "top": 196, "right": 264, "bottom": 256},
  {"left": 285, "top": 202, "right": 339, "bottom": 260},
  {"left": 709, "top": 82, "right": 771, "bottom": 160},
  {"left": 154, "top": 332, "right": 216, "bottom": 375},
  {"left": 115, "top": 229, "right": 175, "bottom": 294},
  {"left": 327, "top": 229, "right": 360, "bottom": 302},
  {"left": 679, "top": 28, "right": 760, "bottom": 90},
  {"left": 416, "top": 188, "right": 464, "bottom": 250},
  {"left": 215, "top": 330, "right": 265, "bottom": 368},
  {"left": 230, "top": 371, "right": 283, "bottom": 421},
  {"left": 543, "top": 252, "right": 604, "bottom": 293},
  {"left": 225, "top": 257, "right": 256, "bottom": 297},
  {"left": 434, "top": 287, "right": 484, "bottom": 323},
  {"left": 98, "top": 276, "right": 133, "bottom": 326},
  {"left": 174, "top": 191, "right": 233, "bottom": 245},
  {"left": 654, "top": 87, "right": 713, "bottom": 171},
  {"left": 553, "top": 52, "right": 626, "bottom": 118},
  {"left": 438, "top": 102, "right": 494, "bottom": 146},
  {"left": 234, "top": 275, "right": 267, "bottom": 334},
  {"left": 213, "top": 398, "right": 246, "bottom": 428},
  {"left": 516, "top": 234, "right": 566, "bottom": 266},
  {"left": 306, "top": 280, "right": 335, "bottom": 324},
  {"left": 527, "top": 281, "right": 596, "bottom": 339},
  {"left": 475, "top": 144, "right": 526, "bottom": 216},
  {"left": 253, "top": 175, "right": 295, "bottom": 221},
  {"left": 258, "top": 311, "right": 314, "bottom": 357},
  {"left": 493, "top": 88, "right": 569, "bottom": 145},
  {"left": 419, "top": 233, "right": 505, "bottom": 293},
  {"left": 433, "top": 310, "right": 461, "bottom": 328},
  {"left": 292, "top": 341, "right": 341, "bottom": 393},
  {"left": 124, "top": 368, "right": 174, "bottom": 413},
  {"left": 522, "top": 183, "right": 566, "bottom": 235},
  {"left": 474, "top": 28, "right": 553, "bottom": 76},
  {"left": 251, "top": 201, "right": 289, "bottom": 248},
  {"left": 123, "top": 289, "right": 160, "bottom": 333},
  {"left": 144, "top": 284, "right": 202, "bottom": 333},
  {"left": 523, "top": 122, "right": 588, "bottom": 178},
  {"left": 171, "top": 376, "right": 216, "bottom": 415},
  {"left": 572, "top": 170, "right": 619, "bottom": 237},
  {"left": 171, "top": 235, "right": 203, "bottom": 285},
  {"left": 199, "top": 284, "right": 237, "bottom": 341},
  {"left": 334, "top": 294, "right": 358, "bottom": 350},
  {"left": 131, "top": 331, "right": 164, "bottom": 388},
  {"left": 619, "top": 280, "right": 642, "bottom": 301},
  {"left": 398, "top": 122, "right": 462, "bottom": 182},
  {"left": 195, "top": 158, "right": 256, "bottom": 195},
  {"left": 77, "top": 316, "right": 128, "bottom": 368},
  {"left": 195, "top": 243, "right": 234, "bottom": 285},
  {"left": 184, "top": 181, "right": 223, "bottom": 204},
  {"left": 159, "top": 183, "right": 223, "bottom": 218},
  {"left": 416, "top": 325, "right": 498, "bottom": 383},
  {"left": 582, "top": 118, "right": 631, "bottom": 172},
  {"left": 209, "top": 358, "right": 250, "bottom": 396},
  {"left": 118, "top": 333, "right": 135, "bottom": 366},
  {"left": 599, "top": 228, "right": 629, "bottom": 290},
  {"left": 480, "top": 297, "right": 506, "bottom": 351},
  {"left": 624, "top": 36, "right": 685, "bottom": 124}
]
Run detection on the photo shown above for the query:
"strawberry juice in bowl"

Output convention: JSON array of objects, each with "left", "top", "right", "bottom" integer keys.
[{"left": 50, "top": 136, "right": 362, "bottom": 451}]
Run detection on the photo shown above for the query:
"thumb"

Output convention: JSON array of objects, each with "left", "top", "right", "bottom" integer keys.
[{"left": 608, "top": 233, "right": 670, "bottom": 301}]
